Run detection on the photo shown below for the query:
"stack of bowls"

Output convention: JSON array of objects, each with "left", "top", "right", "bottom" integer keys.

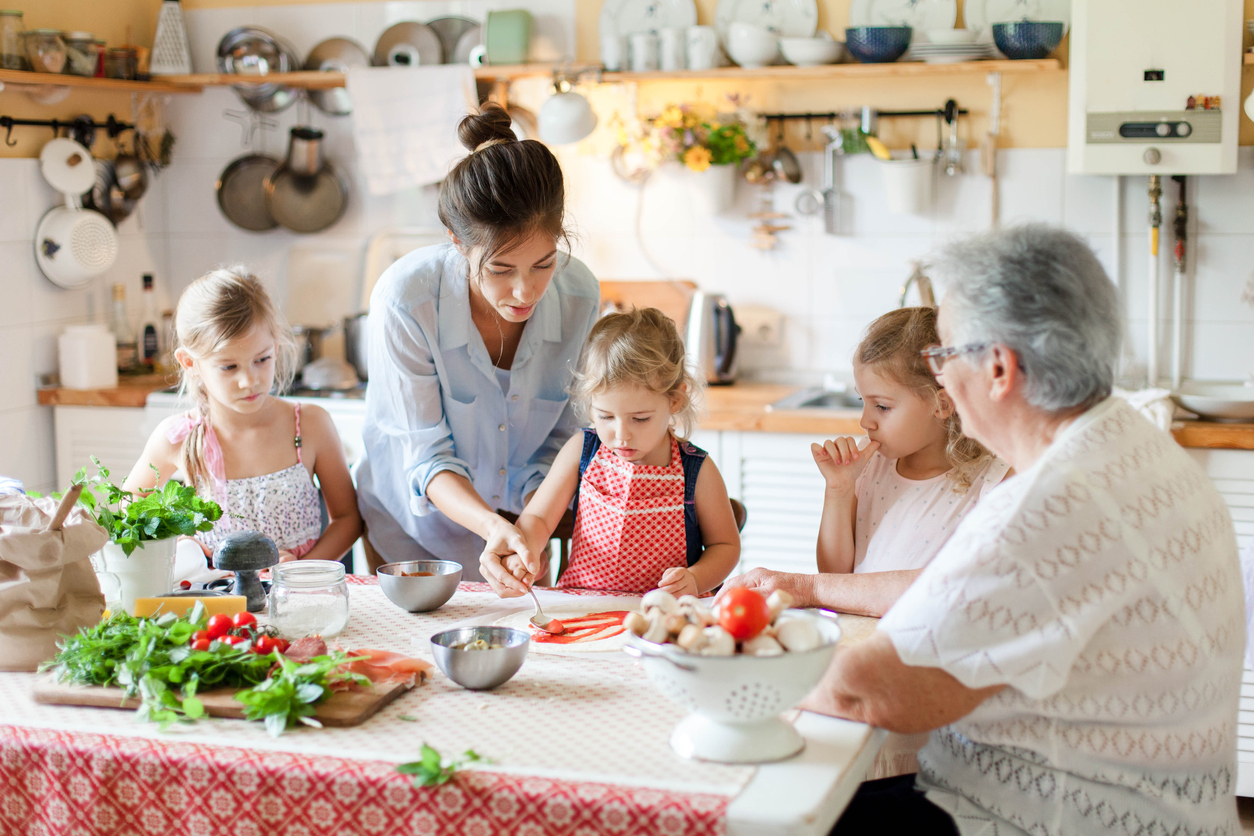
[
  {"left": 844, "top": 26, "right": 912, "bottom": 64},
  {"left": 991, "top": 21, "right": 1064, "bottom": 59}
]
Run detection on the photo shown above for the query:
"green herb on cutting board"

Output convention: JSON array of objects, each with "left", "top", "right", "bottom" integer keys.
[
  {"left": 42, "top": 602, "right": 369, "bottom": 736},
  {"left": 397, "top": 744, "right": 489, "bottom": 787},
  {"left": 33, "top": 457, "right": 222, "bottom": 555}
]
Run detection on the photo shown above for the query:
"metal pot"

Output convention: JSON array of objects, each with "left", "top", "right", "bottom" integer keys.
[
  {"left": 292, "top": 324, "right": 336, "bottom": 371},
  {"left": 344, "top": 312, "right": 369, "bottom": 381}
]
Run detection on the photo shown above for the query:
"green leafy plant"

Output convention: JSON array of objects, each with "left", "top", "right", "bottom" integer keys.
[
  {"left": 42, "top": 602, "right": 367, "bottom": 736},
  {"left": 397, "top": 744, "right": 488, "bottom": 787},
  {"left": 69, "top": 457, "right": 221, "bottom": 555}
]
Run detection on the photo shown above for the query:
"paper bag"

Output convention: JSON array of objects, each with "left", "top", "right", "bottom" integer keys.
[{"left": 0, "top": 493, "right": 109, "bottom": 671}]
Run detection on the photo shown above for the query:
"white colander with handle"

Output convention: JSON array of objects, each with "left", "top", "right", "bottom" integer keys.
[
  {"left": 624, "top": 609, "right": 842, "bottom": 763},
  {"left": 34, "top": 138, "right": 119, "bottom": 289}
]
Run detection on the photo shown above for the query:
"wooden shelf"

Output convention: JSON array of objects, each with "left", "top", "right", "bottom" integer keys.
[
  {"left": 605, "top": 58, "right": 1062, "bottom": 82},
  {"left": 156, "top": 64, "right": 561, "bottom": 90},
  {"left": 0, "top": 68, "right": 200, "bottom": 94}
]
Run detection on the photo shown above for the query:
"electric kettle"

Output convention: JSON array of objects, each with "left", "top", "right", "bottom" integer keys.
[{"left": 685, "top": 291, "right": 740, "bottom": 385}]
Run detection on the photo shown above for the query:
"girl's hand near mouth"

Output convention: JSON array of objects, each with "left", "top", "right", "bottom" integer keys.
[{"left": 812, "top": 437, "right": 881, "bottom": 496}]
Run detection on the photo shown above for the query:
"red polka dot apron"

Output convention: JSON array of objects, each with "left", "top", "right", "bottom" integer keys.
[{"left": 558, "top": 435, "right": 687, "bottom": 593}]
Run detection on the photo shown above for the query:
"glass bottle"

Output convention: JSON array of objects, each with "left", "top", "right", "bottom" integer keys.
[
  {"left": 139, "top": 273, "right": 160, "bottom": 369},
  {"left": 0, "top": 11, "right": 24, "bottom": 70},
  {"left": 110, "top": 282, "right": 138, "bottom": 373},
  {"left": 269, "top": 560, "right": 350, "bottom": 639}
]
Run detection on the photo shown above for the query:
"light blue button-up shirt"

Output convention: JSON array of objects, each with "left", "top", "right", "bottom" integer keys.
[{"left": 355, "top": 243, "right": 600, "bottom": 577}]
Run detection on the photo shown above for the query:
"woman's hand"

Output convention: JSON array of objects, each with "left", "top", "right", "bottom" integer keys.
[
  {"left": 812, "top": 437, "right": 881, "bottom": 494},
  {"left": 478, "top": 517, "right": 538, "bottom": 598},
  {"left": 722, "top": 567, "right": 814, "bottom": 608},
  {"left": 657, "top": 566, "right": 698, "bottom": 598}
]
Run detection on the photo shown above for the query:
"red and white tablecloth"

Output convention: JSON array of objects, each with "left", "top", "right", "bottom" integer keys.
[{"left": 0, "top": 580, "right": 755, "bottom": 836}]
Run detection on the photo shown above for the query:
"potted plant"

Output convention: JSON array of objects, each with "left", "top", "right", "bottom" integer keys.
[
  {"left": 71, "top": 458, "right": 221, "bottom": 614},
  {"left": 616, "top": 99, "right": 758, "bottom": 214}
]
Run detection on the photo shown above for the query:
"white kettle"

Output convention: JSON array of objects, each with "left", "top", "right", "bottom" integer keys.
[{"left": 685, "top": 291, "right": 740, "bottom": 385}]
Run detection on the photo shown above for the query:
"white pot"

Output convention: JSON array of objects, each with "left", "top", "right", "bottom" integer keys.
[
  {"left": 879, "top": 156, "right": 935, "bottom": 215},
  {"left": 102, "top": 538, "right": 178, "bottom": 615},
  {"left": 655, "top": 160, "right": 738, "bottom": 215}
]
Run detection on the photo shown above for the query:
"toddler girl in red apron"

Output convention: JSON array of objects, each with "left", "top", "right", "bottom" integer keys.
[{"left": 480, "top": 308, "right": 741, "bottom": 597}]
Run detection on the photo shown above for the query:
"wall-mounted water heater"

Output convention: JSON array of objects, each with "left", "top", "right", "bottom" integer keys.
[{"left": 1068, "top": 0, "right": 1242, "bottom": 175}]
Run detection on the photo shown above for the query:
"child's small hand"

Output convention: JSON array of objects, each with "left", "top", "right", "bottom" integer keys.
[
  {"left": 812, "top": 437, "right": 881, "bottom": 493},
  {"left": 277, "top": 549, "right": 298, "bottom": 563},
  {"left": 504, "top": 553, "right": 531, "bottom": 581},
  {"left": 657, "top": 566, "right": 698, "bottom": 598}
]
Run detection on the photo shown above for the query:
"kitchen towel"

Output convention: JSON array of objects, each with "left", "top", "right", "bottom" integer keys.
[
  {"left": 346, "top": 65, "right": 477, "bottom": 196},
  {"left": 1113, "top": 387, "right": 1176, "bottom": 432}
]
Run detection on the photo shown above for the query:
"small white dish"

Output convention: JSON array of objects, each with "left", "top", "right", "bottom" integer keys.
[
  {"left": 779, "top": 35, "right": 842, "bottom": 66},
  {"left": 727, "top": 21, "right": 778, "bottom": 67},
  {"left": 925, "top": 28, "right": 976, "bottom": 43}
]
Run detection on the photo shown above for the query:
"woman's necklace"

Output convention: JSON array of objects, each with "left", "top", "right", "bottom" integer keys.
[{"left": 469, "top": 288, "right": 511, "bottom": 368}]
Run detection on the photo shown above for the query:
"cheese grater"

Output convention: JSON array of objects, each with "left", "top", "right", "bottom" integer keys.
[{"left": 149, "top": 0, "right": 192, "bottom": 75}]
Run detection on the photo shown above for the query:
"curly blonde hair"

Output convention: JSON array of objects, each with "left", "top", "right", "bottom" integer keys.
[
  {"left": 571, "top": 307, "right": 703, "bottom": 439},
  {"left": 855, "top": 307, "right": 991, "bottom": 492},
  {"left": 173, "top": 267, "right": 298, "bottom": 494}
]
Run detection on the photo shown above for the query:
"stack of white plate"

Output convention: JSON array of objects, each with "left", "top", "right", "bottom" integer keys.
[{"left": 905, "top": 41, "right": 995, "bottom": 63}]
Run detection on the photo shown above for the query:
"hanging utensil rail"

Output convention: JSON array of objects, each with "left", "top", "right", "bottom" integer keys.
[
  {"left": 0, "top": 114, "right": 134, "bottom": 147},
  {"left": 761, "top": 100, "right": 966, "bottom": 125}
]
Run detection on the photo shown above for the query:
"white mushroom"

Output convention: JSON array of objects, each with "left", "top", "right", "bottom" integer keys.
[
  {"left": 642, "top": 615, "right": 670, "bottom": 644},
  {"left": 775, "top": 617, "right": 822, "bottom": 652},
  {"left": 743, "top": 634, "right": 785, "bottom": 656},
  {"left": 664, "top": 613, "right": 690, "bottom": 637},
  {"left": 642, "top": 589, "right": 678, "bottom": 614},
  {"left": 623, "top": 611, "right": 650, "bottom": 638},
  {"left": 676, "top": 623, "right": 707, "bottom": 653},
  {"left": 766, "top": 590, "right": 795, "bottom": 621},
  {"left": 676, "top": 595, "right": 703, "bottom": 609},
  {"left": 700, "top": 626, "right": 735, "bottom": 656}
]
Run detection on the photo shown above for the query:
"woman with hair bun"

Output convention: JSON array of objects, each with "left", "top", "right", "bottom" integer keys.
[{"left": 355, "top": 104, "right": 601, "bottom": 585}]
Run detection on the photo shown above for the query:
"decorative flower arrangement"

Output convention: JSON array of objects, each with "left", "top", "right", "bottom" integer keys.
[{"left": 615, "top": 98, "right": 758, "bottom": 174}]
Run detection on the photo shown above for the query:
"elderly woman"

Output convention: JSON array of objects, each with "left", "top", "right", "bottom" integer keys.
[{"left": 813, "top": 224, "right": 1244, "bottom": 835}]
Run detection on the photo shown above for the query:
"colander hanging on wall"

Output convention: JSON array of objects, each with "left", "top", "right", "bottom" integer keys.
[{"left": 34, "top": 138, "right": 119, "bottom": 289}]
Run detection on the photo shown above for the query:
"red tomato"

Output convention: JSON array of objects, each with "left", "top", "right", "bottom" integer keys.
[
  {"left": 190, "top": 638, "right": 211, "bottom": 652},
  {"left": 718, "top": 588, "right": 770, "bottom": 641},
  {"left": 191, "top": 630, "right": 210, "bottom": 644},
  {"left": 206, "top": 614, "right": 233, "bottom": 640},
  {"left": 231, "top": 612, "right": 258, "bottom": 630},
  {"left": 253, "top": 635, "right": 277, "bottom": 655},
  {"left": 273, "top": 638, "right": 290, "bottom": 654},
  {"left": 225, "top": 634, "right": 248, "bottom": 646}
]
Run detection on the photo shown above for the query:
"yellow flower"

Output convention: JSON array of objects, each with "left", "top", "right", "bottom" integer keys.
[
  {"left": 709, "top": 121, "right": 722, "bottom": 131},
  {"left": 684, "top": 146, "right": 712, "bottom": 172},
  {"left": 659, "top": 106, "right": 684, "bottom": 128},
  {"left": 734, "top": 134, "right": 749, "bottom": 153}
]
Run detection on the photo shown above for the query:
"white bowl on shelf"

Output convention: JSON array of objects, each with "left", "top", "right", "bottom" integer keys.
[
  {"left": 925, "top": 28, "right": 977, "bottom": 44},
  {"left": 780, "top": 34, "right": 843, "bottom": 66},
  {"left": 728, "top": 22, "right": 779, "bottom": 68},
  {"left": 623, "top": 609, "right": 842, "bottom": 763},
  {"left": 1171, "top": 381, "right": 1254, "bottom": 422}
]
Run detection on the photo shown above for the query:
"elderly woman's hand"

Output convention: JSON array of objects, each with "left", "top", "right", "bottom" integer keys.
[
  {"left": 478, "top": 517, "right": 538, "bottom": 598},
  {"left": 812, "top": 437, "right": 881, "bottom": 495},
  {"left": 722, "top": 567, "right": 814, "bottom": 608}
]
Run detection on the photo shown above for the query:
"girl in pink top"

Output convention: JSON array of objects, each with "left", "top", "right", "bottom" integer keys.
[{"left": 124, "top": 268, "right": 361, "bottom": 563}]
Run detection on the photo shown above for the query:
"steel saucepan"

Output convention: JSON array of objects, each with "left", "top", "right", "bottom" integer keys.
[{"left": 343, "top": 312, "right": 369, "bottom": 381}]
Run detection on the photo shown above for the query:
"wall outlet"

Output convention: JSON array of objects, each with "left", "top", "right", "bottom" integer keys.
[{"left": 736, "top": 305, "right": 784, "bottom": 348}]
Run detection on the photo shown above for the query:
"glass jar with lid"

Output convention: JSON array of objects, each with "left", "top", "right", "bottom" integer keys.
[
  {"left": 0, "top": 11, "right": 24, "bottom": 70},
  {"left": 24, "top": 29, "right": 66, "bottom": 74},
  {"left": 268, "top": 560, "right": 350, "bottom": 639},
  {"left": 104, "top": 46, "right": 137, "bottom": 80},
  {"left": 63, "top": 31, "right": 97, "bottom": 77}
]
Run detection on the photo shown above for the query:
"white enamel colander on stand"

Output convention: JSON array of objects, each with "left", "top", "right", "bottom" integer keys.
[
  {"left": 34, "top": 138, "right": 119, "bottom": 289},
  {"left": 624, "top": 609, "right": 842, "bottom": 763}
]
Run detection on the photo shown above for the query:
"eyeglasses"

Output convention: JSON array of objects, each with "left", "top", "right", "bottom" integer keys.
[{"left": 920, "top": 343, "right": 989, "bottom": 375}]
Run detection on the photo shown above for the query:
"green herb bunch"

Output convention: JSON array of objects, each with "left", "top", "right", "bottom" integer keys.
[
  {"left": 397, "top": 744, "right": 487, "bottom": 787},
  {"left": 71, "top": 457, "right": 221, "bottom": 555},
  {"left": 43, "top": 602, "right": 368, "bottom": 736}
]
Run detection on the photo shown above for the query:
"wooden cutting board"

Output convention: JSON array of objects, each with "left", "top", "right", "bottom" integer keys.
[{"left": 32, "top": 677, "right": 413, "bottom": 726}]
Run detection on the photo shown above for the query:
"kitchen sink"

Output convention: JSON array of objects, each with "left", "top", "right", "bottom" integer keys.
[{"left": 766, "top": 386, "right": 864, "bottom": 412}]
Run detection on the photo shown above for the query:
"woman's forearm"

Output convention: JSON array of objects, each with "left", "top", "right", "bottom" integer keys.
[
  {"left": 425, "top": 471, "right": 502, "bottom": 539},
  {"left": 816, "top": 489, "right": 857, "bottom": 574},
  {"left": 810, "top": 569, "right": 921, "bottom": 617}
]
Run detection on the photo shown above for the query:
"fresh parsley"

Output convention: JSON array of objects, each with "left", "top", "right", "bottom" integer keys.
[{"left": 397, "top": 744, "right": 488, "bottom": 787}]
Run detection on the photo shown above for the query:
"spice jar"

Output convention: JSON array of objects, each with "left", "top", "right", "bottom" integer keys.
[
  {"left": 24, "top": 29, "right": 66, "bottom": 74},
  {"left": 104, "top": 46, "right": 137, "bottom": 80},
  {"left": 0, "top": 11, "right": 24, "bottom": 70},
  {"left": 268, "top": 560, "right": 350, "bottom": 638},
  {"left": 62, "top": 31, "right": 97, "bottom": 77},
  {"left": 92, "top": 39, "right": 105, "bottom": 77}
]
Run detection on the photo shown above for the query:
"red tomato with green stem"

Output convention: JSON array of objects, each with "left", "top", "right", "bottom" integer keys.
[
  {"left": 253, "top": 635, "right": 277, "bottom": 655},
  {"left": 206, "top": 614, "right": 233, "bottom": 640},
  {"left": 231, "top": 612, "right": 257, "bottom": 631},
  {"left": 718, "top": 588, "right": 770, "bottom": 641}
]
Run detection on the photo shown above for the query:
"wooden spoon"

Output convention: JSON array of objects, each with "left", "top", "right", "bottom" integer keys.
[{"left": 47, "top": 484, "right": 83, "bottom": 532}]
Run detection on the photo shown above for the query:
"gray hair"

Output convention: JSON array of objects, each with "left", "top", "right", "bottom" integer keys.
[{"left": 932, "top": 224, "right": 1120, "bottom": 413}]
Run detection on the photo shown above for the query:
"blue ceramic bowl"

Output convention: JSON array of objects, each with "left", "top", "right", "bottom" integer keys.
[
  {"left": 991, "top": 21, "right": 1064, "bottom": 59},
  {"left": 844, "top": 26, "right": 912, "bottom": 64}
]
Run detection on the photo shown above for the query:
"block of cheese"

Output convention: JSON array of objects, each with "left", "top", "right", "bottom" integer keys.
[{"left": 132, "top": 596, "right": 248, "bottom": 618}]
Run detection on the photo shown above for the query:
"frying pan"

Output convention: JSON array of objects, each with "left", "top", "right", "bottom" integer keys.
[{"left": 217, "top": 154, "right": 281, "bottom": 232}]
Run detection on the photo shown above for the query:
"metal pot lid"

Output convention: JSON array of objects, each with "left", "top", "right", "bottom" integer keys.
[
  {"left": 84, "top": 158, "right": 137, "bottom": 227},
  {"left": 264, "top": 163, "right": 348, "bottom": 234},
  {"left": 426, "top": 17, "right": 480, "bottom": 63},
  {"left": 372, "top": 21, "right": 443, "bottom": 67},
  {"left": 217, "top": 27, "right": 301, "bottom": 113},
  {"left": 217, "top": 154, "right": 280, "bottom": 232},
  {"left": 450, "top": 25, "right": 484, "bottom": 64},
  {"left": 303, "top": 37, "right": 369, "bottom": 116}
]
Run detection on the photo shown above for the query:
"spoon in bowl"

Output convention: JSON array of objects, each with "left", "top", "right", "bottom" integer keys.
[{"left": 527, "top": 586, "right": 565, "bottom": 635}]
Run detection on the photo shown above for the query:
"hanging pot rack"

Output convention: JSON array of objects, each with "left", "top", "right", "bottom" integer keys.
[
  {"left": 759, "top": 99, "right": 966, "bottom": 127},
  {"left": 0, "top": 114, "right": 134, "bottom": 147}
]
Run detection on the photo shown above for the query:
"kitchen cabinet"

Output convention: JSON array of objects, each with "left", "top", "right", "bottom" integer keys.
[{"left": 53, "top": 406, "right": 154, "bottom": 489}]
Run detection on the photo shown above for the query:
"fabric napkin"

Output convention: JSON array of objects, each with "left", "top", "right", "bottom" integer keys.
[
  {"left": 346, "top": 65, "right": 477, "bottom": 196},
  {"left": 1112, "top": 387, "right": 1177, "bottom": 432}
]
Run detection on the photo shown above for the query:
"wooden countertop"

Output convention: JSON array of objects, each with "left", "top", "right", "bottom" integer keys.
[{"left": 35, "top": 378, "right": 1254, "bottom": 450}]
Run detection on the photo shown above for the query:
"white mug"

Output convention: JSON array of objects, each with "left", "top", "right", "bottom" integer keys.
[
  {"left": 628, "top": 31, "right": 659, "bottom": 72},
  {"left": 600, "top": 33, "right": 627, "bottom": 71},
  {"left": 659, "top": 27, "right": 685, "bottom": 71},
  {"left": 686, "top": 25, "right": 719, "bottom": 70}
]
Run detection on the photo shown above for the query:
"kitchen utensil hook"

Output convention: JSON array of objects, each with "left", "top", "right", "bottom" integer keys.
[
  {"left": 1, "top": 118, "right": 14, "bottom": 147},
  {"left": 804, "top": 116, "right": 812, "bottom": 141}
]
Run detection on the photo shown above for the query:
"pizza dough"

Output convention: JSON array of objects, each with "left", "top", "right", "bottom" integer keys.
[{"left": 493, "top": 606, "right": 634, "bottom": 654}]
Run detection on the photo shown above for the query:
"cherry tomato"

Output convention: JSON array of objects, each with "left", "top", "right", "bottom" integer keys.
[
  {"left": 273, "top": 638, "right": 290, "bottom": 654},
  {"left": 191, "top": 630, "right": 210, "bottom": 644},
  {"left": 206, "top": 614, "right": 233, "bottom": 640},
  {"left": 718, "top": 588, "right": 770, "bottom": 641},
  {"left": 190, "top": 638, "right": 211, "bottom": 652},
  {"left": 231, "top": 612, "right": 257, "bottom": 631},
  {"left": 225, "top": 634, "right": 248, "bottom": 646},
  {"left": 253, "top": 635, "right": 277, "bottom": 655}
]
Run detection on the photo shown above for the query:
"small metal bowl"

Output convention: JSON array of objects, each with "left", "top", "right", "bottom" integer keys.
[
  {"left": 430, "top": 626, "right": 529, "bottom": 690},
  {"left": 377, "top": 560, "right": 462, "bottom": 612}
]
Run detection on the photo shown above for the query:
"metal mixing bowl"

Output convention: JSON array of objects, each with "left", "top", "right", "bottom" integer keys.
[
  {"left": 377, "top": 560, "right": 462, "bottom": 612},
  {"left": 430, "top": 626, "right": 529, "bottom": 690}
]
